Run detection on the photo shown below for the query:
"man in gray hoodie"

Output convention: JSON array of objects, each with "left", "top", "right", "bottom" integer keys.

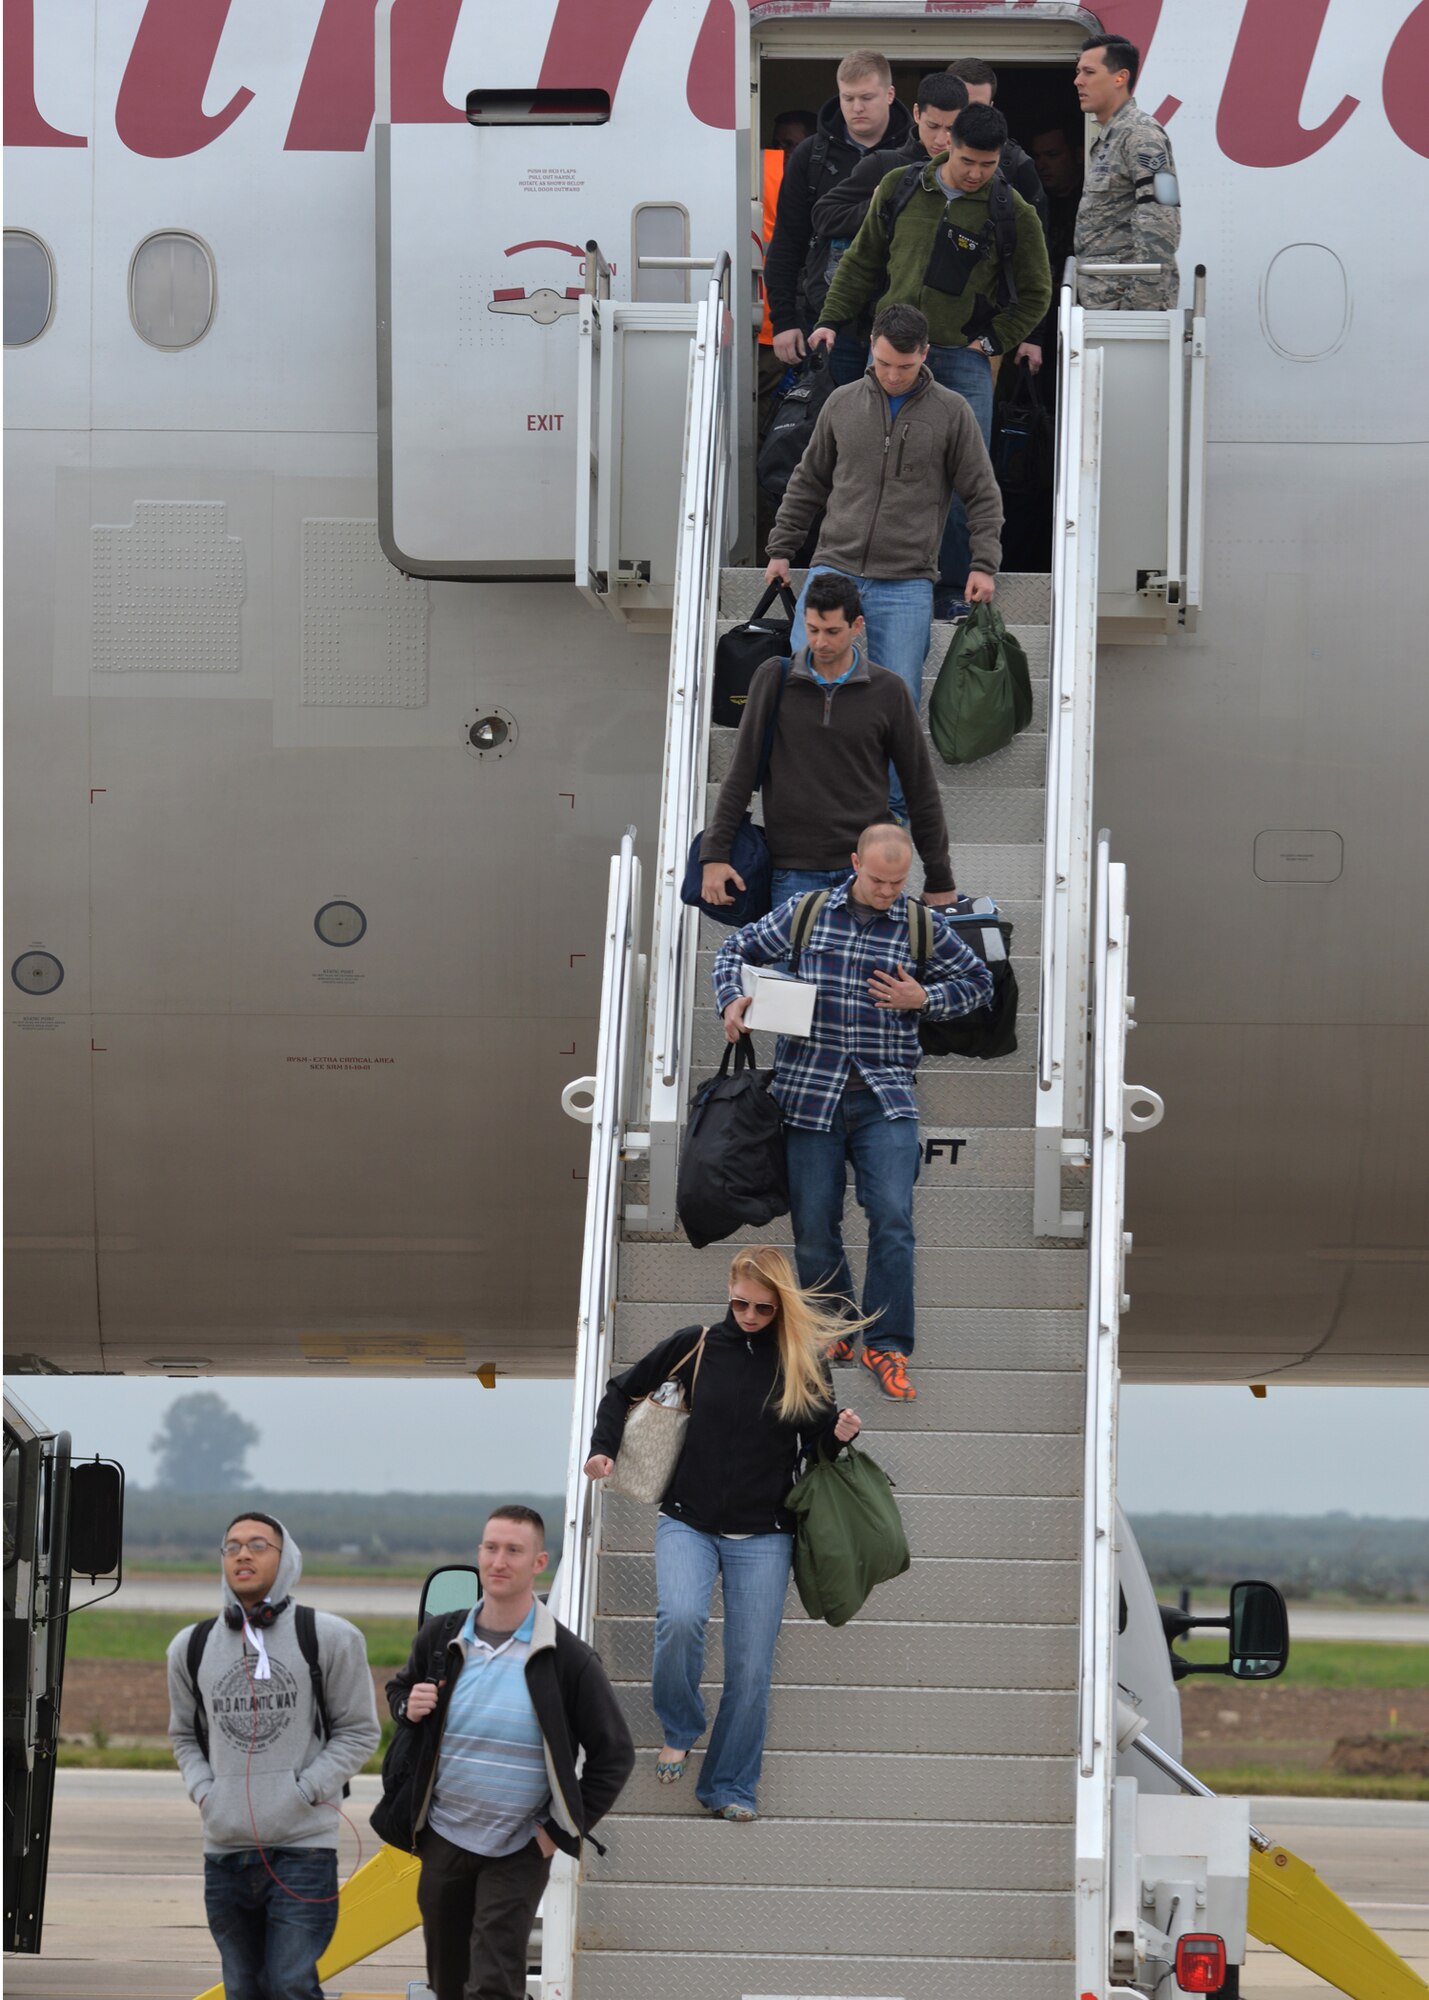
[{"left": 167, "top": 1510, "right": 380, "bottom": 2000}]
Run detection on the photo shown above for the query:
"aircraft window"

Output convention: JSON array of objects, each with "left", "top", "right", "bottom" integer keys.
[
  {"left": 633, "top": 203, "right": 691, "bottom": 305},
  {"left": 4, "top": 231, "right": 54, "bottom": 346},
  {"left": 129, "top": 231, "right": 216, "bottom": 349},
  {"left": 466, "top": 88, "right": 609, "bottom": 125}
]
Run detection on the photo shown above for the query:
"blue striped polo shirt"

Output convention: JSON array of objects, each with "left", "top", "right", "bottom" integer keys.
[{"left": 426, "top": 1601, "right": 552, "bottom": 1857}]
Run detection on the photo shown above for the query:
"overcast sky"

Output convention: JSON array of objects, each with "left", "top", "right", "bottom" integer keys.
[{"left": 7, "top": 1374, "right": 1428, "bottom": 1516}]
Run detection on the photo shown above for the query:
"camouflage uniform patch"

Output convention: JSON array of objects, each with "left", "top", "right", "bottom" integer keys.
[{"left": 1074, "top": 97, "right": 1180, "bottom": 309}]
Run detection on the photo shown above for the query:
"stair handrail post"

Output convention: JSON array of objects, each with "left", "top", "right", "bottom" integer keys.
[
  {"left": 546, "top": 827, "right": 640, "bottom": 2000},
  {"left": 1073, "top": 830, "right": 1128, "bottom": 1997},
  {"left": 643, "top": 260, "right": 733, "bottom": 1228},
  {"left": 1037, "top": 265, "right": 1100, "bottom": 1237}
]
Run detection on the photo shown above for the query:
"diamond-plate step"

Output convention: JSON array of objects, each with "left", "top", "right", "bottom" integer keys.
[
  {"left": 583, "top": 1813, "right": 1073, "bottom": 1887},
  {"left": 597, "top": 1552, "right": 1079, "bottom": 1623},
  {"left": 629, "top": 1185, "right": 1069, "bottom": 1250},
  {"left": 603, "top": 1492, "right": 1080, "bottom": 1561},
  {"left": 578, "top": 1881, "right": 1072, "bottom": 1958},
  {"left": 595, "top": 1616, "right": 1076, "bottom": 1690},
  {"left": 700, "top": 777, "right": 1047, "bottom": 853},
  {"left": 617, "top": 1243, "right": 1088, "bottom": 1308},
  {"left": 613, "top": 1304, "right": 1084, "bottom": 1371},
  {"left": 620, "top": 1746, "right": 1074, "bottom": 1821},
  {"left": 612, "top": 1681, "right": 1076, "bottom": 1754},
  {"left": 719, "top": 567, "right": 1053, "bottom": 625},
  {"left": 572, "top": 1952, "right": 1071, "bottom": 2000},
  {"left": 705, "top": 723, "right": 1047, "bottom": 788}
]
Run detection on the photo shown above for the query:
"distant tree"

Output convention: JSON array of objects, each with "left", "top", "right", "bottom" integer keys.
[{"left": 151, "top": 1392, "right": 260, "bottom": 1493}]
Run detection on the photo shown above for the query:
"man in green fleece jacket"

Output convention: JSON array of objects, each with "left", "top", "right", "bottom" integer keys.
[{"left": 811, "top": 101, "right": 1051, "bottom": 616}]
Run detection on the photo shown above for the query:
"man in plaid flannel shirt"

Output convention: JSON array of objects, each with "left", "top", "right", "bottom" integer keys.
[{"left": 712, "top": 823, "right": 992, "bottom": 1401}]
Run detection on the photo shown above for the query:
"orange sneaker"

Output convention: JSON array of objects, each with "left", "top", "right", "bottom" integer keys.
[
  {"left": 862, "top": 1347, "right": 917, "bottom": 1400},
  {"left": 828, "top": 1333, "right": 858, "bottom": 1366}
]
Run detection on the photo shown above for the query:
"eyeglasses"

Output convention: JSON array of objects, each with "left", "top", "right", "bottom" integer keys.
[
  {"left": 221, "top": 1537, "right": 277, "bottom": 1557},
  {"left": 728, "top": 1296, "right": 777, "bottom": 1317}
]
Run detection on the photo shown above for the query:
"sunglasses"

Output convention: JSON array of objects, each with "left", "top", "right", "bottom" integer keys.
[{"left": 728, "top": 1296, "right": 777, "bottom": 1317}]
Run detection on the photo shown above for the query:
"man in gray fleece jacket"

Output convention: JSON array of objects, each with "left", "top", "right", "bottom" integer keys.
[
  {"left": 167, "top": 1510, "right": 380, "bottom": 2000},
  {"left": 766, "top": 301, "right": 1003, "bottom": 818}
]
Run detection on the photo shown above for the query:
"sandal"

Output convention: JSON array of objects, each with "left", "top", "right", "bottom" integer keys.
[
  {"left": 655, "top": 1750, "right": 689, "bottom": 1784},
  {"left": 714, "top": 1803, "right": 758, "bottom": 1821}
]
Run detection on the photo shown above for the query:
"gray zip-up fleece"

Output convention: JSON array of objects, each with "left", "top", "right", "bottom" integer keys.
[
  {"left": 166, "top": 1517, "right": 380, "bottom": 1854},
  {"left": 701, "top": 648, "right": 954, "bottom": 892},
  {"left": 766, "top": 365, "right": 1004, "bottom": 582}
]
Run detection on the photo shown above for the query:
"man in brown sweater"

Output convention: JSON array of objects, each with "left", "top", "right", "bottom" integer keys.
[
  {"left": 701, "top": 571, "right": 956, "bottom": 909},
  {"left": 765, "top": 301, "right": 1003, "bottom": 819}
]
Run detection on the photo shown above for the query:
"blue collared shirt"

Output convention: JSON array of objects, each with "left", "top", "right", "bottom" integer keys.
[
  {"left": 426, "top": 1601, "right": 551, "bottom": 1858},
  {"left": 711, "top": 882, "right": 993, "bottom": 1130}
]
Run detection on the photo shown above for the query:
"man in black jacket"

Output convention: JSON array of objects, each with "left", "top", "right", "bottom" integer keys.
[
  {"left": 764, "top": 49, "right": 913, "bottom": 384},
  {"left": 375, "top": 1506, "right": 633, "bottom": 2000},
  {"left": 810, "top": 70, "right": 968, "bottom": 248}
]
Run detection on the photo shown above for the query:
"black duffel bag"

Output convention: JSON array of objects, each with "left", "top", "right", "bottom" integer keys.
[
  {"left": 912, "top": 896, "right": 1019, "bottom": 1061},
  {"left": 714, "top": 579, "right": 796, "bottom": 729},
  {"left": 757, "top": 347, "right": 835, "bottom": 501},
  {"left": 677, "top": 1037, "right": 789, "bottom": 1249}
]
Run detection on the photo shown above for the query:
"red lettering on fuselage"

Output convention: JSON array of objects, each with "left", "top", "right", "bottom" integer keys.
[
  {"left": 527, "top": 414, "right": 565, "bottom": 431},
  {"left": 1383, "top": 0, "right": 1429, "bottom": 158},
  {"left": 3, "top": 0, "right": 86, "bottom": 146},
  {"left": 285, "top": 0, "right": 378, "bottom": 152},
  {"left": 116, "top": 0, "right": 254, "bottom": 159},
  {"left": 1216, "top": 0, "right": 1360, "bottom": 166}
]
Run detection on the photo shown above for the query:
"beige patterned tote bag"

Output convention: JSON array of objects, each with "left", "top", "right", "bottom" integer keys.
[{"left": 605, "top": 1331, "right": 707, "bottom": 1504}]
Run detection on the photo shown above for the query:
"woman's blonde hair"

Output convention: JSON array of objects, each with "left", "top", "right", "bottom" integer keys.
[{"left": 726, "top": 1247, "right": 879, "bottom": 1425}]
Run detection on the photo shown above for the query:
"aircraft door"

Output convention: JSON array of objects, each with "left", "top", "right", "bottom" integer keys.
[{"left": 376, "top": 1, "right": 747, "bottom": 581}]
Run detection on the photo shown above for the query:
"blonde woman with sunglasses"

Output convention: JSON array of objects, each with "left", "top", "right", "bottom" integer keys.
[{"left": 584, "top": 1248, "right": 865, "bottom": 1820}]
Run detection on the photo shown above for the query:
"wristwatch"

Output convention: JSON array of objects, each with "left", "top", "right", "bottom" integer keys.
[{"left": 973, "top": 336, "right": 996, "bottom": 356}]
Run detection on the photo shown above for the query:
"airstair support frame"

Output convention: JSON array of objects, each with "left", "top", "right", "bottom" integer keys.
[{"left": 575, "top": 246, "right": 731, "bottom": 626}]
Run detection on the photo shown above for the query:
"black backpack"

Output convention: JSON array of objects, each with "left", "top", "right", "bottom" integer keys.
[
  {"left": 677, "top": 1038, "right": 789, "bottom": 1250},
  {"left": 992, "top": 358, "right": 1056, "bottom": 499},
  {"left": 789, "top": 891, "right": 1018, "bottom": 1061},
  {"left": 757, "top": 347, "right": 836, "bottom": 501},
  {"left": 186, "top": 1603, "right": 349, "bottom": 1797},
  {"left": 880, "top": 164, "right": 1021, "bottom": 317},
  {"left": 713, "top": 581, "right": 796, "bottom": 728}
]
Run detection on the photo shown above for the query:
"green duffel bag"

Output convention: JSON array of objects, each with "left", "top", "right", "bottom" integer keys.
[
  {"left": 785, "top": 1441, "right": 910, "bottom": 1627},
  {"left": 927, "top": 602, "right": 1034, "bottom": 765}
]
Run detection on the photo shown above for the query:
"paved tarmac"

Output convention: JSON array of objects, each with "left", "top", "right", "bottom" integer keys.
[
  {"left": 3, "top": 1773, "right": 1425, "bottom": 1999},
  {"left": 102, "top": 1577, "right": 1429, "bottom": 1641}
]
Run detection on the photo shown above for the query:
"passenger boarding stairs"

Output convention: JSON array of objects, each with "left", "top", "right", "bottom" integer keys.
[{"left": 548, "top": 262, "right": 1184, "bottom": 1999}]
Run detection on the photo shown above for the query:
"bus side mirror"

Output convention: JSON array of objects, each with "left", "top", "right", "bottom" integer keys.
[
  {"left": 69, "top": 1460, "right": 124, "bottom": 1577},
  {"left": 419, "top": 1564, "right": 480, "bottom": 1627},
  {"left": 1228, "top": 1578, "right": 1290, "bottom": 1680}
]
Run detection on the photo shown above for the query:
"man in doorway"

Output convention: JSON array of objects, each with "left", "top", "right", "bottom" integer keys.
[
  {"left": 944, "top": 55, "right": 1053, "bottom": 373},
  {"left": 810, "top": 72, "right": 969, "bottom": 270},
  {"left": 167, "top": 1512, "right": 381, "bottom": 2000},
  {"left": 713, "top": 824, "right": 993, "bottom": 1401},
  {"left": 1072, "top": 34, "right": 1180, "bottom": 309},
  {"left": 773, "top": 108, "right": 816, "bottom": 153},
  {"left": 1031, "top": 122, "right": 1085, "bottom": 278},
  {"left": 764, "top": 49, "right": 913, "bottom": 384},
  {"left": 764, "top": 302, "right": 1004, "bottom": 817},
  {"left": 701, "top": 571, "right": 957, "bottom": 912},
  {"left": 383, "top": 1507, "right": 634, "bottom": 2000},
  {"left": 810, "top": 106, "right": 1049, "bottom": 618}
]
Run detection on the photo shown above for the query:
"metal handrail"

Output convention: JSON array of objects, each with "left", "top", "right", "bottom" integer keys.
[
  {"left": 642, "top": 259, "right": 733, "bottom": 1225},
  {"left": 1072, "top": 832, "right": 1126, "bottom": 1996},
  {"left": 553, "top": 829, "right": 641, "bottom": 1645},
  {"left": 1035, "top": 266, "right": 1101, "bottom": 1236}
]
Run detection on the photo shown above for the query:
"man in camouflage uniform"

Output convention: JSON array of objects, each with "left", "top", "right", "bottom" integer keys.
[{"left": 1072, "top": 34, "right": 1179, "bottom": 310}]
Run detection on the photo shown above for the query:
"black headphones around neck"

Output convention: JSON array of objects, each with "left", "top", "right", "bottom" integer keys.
[{"left": 225, "top": 1596, "right": 290, "bottom": 1631}]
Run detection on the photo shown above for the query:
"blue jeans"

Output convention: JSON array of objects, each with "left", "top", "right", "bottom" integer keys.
[
  {"left": 791, "top": 567, "right": 934, "bottom": 818},
  {"left": 927, "top": 343, "right": 995, "bottom": 593},
  {"left": 204, "top": 1847, "right": 338, "bottom": 2000},
  {"left": 772, "top": 866, "right": 851, "bottom": 906},
  {"left": 653, "top": 1514, "right": 792, "bottom": 1812},
  {"left": 828, "top": 327, "right": 869, "bottom": 386},
  {"left": 786, "top": 1091, "right": 921, "bottom": 1355}
]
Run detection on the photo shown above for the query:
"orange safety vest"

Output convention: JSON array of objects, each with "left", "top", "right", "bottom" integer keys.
[{"left": 758, "top": 147, "right": 785, "bottom": 345}]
